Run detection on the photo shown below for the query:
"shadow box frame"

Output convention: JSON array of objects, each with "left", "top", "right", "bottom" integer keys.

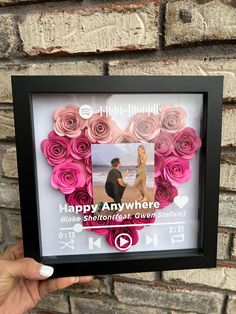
[{"left": 11, "top": 75, "right": 223, "bottom": 278}]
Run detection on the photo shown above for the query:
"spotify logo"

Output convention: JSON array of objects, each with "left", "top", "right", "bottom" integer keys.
[{"left": 79, "top": 105, "right": 93, "bottom": 119}]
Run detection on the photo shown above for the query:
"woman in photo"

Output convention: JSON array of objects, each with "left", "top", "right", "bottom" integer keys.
[{"left": 134, "top": 145, "right": 148, "bottom": 202}]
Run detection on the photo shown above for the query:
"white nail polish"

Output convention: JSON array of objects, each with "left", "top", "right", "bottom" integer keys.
[{"left": 39, "top": 265, "right": 54, "bottom": 277}]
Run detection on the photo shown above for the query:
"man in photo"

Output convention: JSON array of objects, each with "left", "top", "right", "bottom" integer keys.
[{"left": 105, "top": 158, "right": 130, "bottom": 204}]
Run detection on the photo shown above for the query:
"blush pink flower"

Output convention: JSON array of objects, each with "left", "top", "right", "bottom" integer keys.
[
  {"left": 130, "top": 215, "right": 155, "bottom": 230},
  {"left": 54, "top": 105, "right": 86, "bottom": 138},
  {"left": 160, "top": 104, "right": 186, "bottom": 133},
  {"left": 106, "top": 226, "right": 139, "bottom": 251},
  {"left": 114, "top": 133, "right": 137, "bottom": 143},
  {"left": 70, "top": 135, "right": 91, "bottom": 160},
  {"left": 129, "top": 113, "right": 160, "bottom": 142},
  {"left": 51, "top": 162, "right": 85, "bottom": 194},
  {"left": 83, "top": 217, "right": 112, "bottom": 235},
  {"left": 155, "top": 177, "right": 178, "bottom": 209},
  {"left": 41, "top": 131, "right": 71, "bottom": 166},
  {"left": 154, "top": 153, "right": 165, "bottom": 178},
  {"left": 154, "top": 131, "right": 173, "bottom": 156},
  {"left": 163, "top": 156, "right": 191, "bottom": 187},
  {"left": 65, "top": 186, "right": 93, "bottom": 206},
  {"left": 173, "top": 127, "right": 202, "bottom": 159},
  {"left": 86, "top": 113, "right": 114, "bottom": 144}
]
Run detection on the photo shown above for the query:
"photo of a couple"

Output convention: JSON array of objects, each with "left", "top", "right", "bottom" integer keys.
[{"left": 91, "top": 143, "right": 155, "bottom": 216}]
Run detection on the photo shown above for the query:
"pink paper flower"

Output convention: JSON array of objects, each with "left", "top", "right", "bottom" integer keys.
[
  {"left": 114, "top": 133, "right": 137, "bottom": 143},
  {"left": 70, "top": 135, "right": 91, "bottom": 160},
  {"left": 54, "top": 105, "right": 86, "bottom": 138},
  {"left": 86, "top": 175, "right": 93, "bottom": 198},
  {"left": 173, "top": 127, "right": 202, "bottom": 159},
  {"left": 155, "top": 177, "right": 178, "bottom": 209},
  {"left": 160, "top": 104, "right": 186, "bottom": 133},
  {"left": 51, "top": 162, "right": 85, "bottom": 194},
  {"left": 41, "top": 131, "right": 71, "bottom": 166},
  {"left": 154, "top": 131, "right": 173, "bottom": 156},
  {"left": 84, "top": 157, "right": 92, "bottom": 174},
  {"left": 106, "top": 226, "right": 139, "bottom": 251},
  {"left": 83, "top": 217, "right": 112, "bottom": 235},
  {"left": 130, "top": 215, "right": 156, "bottom": 230},
  {"left": 86, "top": 113, "right": 114, "bottom": 144},
  {"left": 163, "top": 156, "right": 191, "bottom": 187},
  {"left": 65, "top": 186, "right": 93, "bottom": 206},
  {"left": 129, "top": 113, "right": 160, "bottom": 142},
  {"left": 154, "top": 153, "right": 165, "bottom": 178}
]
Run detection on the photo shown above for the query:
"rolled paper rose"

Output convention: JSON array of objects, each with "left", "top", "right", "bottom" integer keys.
[
  {"left": 83, "top": 216, "right": 112, "bottom": 235},
  {"left": 51, "top": 162, "right": 85, "bottom": 194},
  {"left": 106, "top": 226, "right": 139, "bottom": 251},
  {"left": 155, "top": 177, "right": 178, "bottom": 209},
  {"left": 173, "top": 127, "right": 202, "bottom": 159},
  {"left": 154, "top": 153, "right": 165, "bottom": 178},
  {"left": 130, "top": 215, "right": 155, "bottom": 230},
  {"left": 114, "top": 133, "right": 137, "bottom": 143},
  {"left": 41, "top": 131, "right": 71, "bottom": 166},
  {"left": 65, "top": 186, "right": 93, "bottom": 207},
  {"left": 129, "top": 113, "right": 160, "bottom": 142},
  {"left": 154, "top": 131, "right": 173, "bottom": 156},
  {"left": 54, "top": 105, "right": 86, "bottom": 138},
  {"left": 84, "top": 157, "right": 92, "bottom": 174},
  {"left": 86, "top": 175, "right": 93, "bottom": 198},
  {"left": 160, "top": 104, "right": 186, "bottom": 133},
  {"left": 86, "top": 113, "right": 113, "bottom": 144},
  {"left": 163, "top": 156, "right": 192, "bottom": 187},
  {"left": 70, "top": 135, "right": 91, "bottom": 160}
]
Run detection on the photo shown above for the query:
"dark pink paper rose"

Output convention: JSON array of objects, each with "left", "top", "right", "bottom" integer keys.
[
  {"left": 154, "top": 153, "right": 165, "bottom": 178},
  {"left": 114, "top": 133, "right": 137, "bottom": 143},
  {"left": 129, "top": 113, "right": 160, "bottom": 142},
  {"left": 130, "top": 215, "right": 156, "bottom": 230},
  {"left": 84, "top": 157, "right": 92, "bottom": 174},
  {"left": 83, "top": 217, "right": 112, "bottom": 235},
  {"left": 155, "top": 177, "right": 178, "bottom": 209},
  {"left": 51, "top": 162, "right": 85, "bottom": 194},
  {"left": 70, "top": 135, "right": 91, "bottom": 160},
  {"left": 163, "top": 156, "right": 191, "bottom": 187},
  {"left": 173, "top": 127, "right": 202, "bottom": 159},
  {"left": 154, "top": 131, "right": 173, "bottom": 156},
  {"left": 86, "top": 175, "right": 93, "bottom": 198},
  {"left": 86, "top": 113, "right": 114, "bottom": 144},
  {"left": 65, "top": 186, "right": 93, "bottom": 206},
  {"left": 160, "top": 104, "right": 186, "bottom": 133},
  {"left": 54, "top": 105, "right": 86, "bottom": 138},
  {"left": 41, "top": 131, "right": 71, "bottom": 166},
  {"left": 106, "top": 226, "right": 139, "bottom": 251}
]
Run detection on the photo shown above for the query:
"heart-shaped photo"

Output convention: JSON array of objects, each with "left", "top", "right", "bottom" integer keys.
[{"left": 41, "top": 103, "right": 201, "bottom": 251}]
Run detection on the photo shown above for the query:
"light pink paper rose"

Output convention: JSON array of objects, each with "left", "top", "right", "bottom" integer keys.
[
  {"left": 173, "top": 127, "right": 202, "bottom": 159},
  {"left": 41, "top": 131, "right": 71, "bottom": 166},
  {"left": 130, "top": 216, "right": 156, "bottom": 230},
  {"left": 83, "top": 217, "right": 112, "bottom": 235},
  {"left": 129, "top": 113, "right": 160, "bottom": 142},
  {"left": 51, "top": 162, "right": 85, "bottom": 194},
  {"left": 163, "top": 156, "right": 191, "bottom": 187},
  {"left": 106, "top": 226, "right": 139, "bottom": 251},
  {"left": 154, "top": 131, "right": 173, "bottom": 156},
  {"left": 160, "top": 104, "right": 186, "bottom": 133},
  {"left": 154, "top": 153, "right": 165, "bottom": 178},
  {"left": 65, "top": 186, "right": 93, "bottom": 206},
  {"left": 86, "top": 113, "right": 113, "bottom": 144},
  {"left": 70, "top": 135, "right": 91, "bottom": 160},
  {"left": 114, "top": 133, "right": 137, "bottom": 143},
  {"left": 155, "top": 177, "right": 178, "bottom": 209},
  {"left": 54, "top": 105, "right": 86, "bottom": 138}
]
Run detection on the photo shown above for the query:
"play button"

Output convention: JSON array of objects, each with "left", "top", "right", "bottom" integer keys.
[{"left": 114, "top": 233, "right": 132, "bottom": 251}]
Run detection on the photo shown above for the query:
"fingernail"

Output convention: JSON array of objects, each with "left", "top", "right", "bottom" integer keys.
[
  {"left": 74, "top": 277, "right": 79, "bottom": 283},
  {"left": 39, "top": 265, "right": 54, "bottom": 277}
]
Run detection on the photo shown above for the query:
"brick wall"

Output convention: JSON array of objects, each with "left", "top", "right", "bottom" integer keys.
[{"left": 0, "top": 0, "right": 235, "bottom": 313}]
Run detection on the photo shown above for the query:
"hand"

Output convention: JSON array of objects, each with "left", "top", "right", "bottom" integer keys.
[
  {"left": 123, "top": 170, "right": 131, "bottom": 177},
  {"left": 0, "top": 241, "right": 93, "bottom": 314}
]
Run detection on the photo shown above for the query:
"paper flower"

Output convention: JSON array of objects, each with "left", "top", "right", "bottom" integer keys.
[
  {"left": 41, "top": 131, "right": 71, "bottom": 166},
  {"left": 54, "top": 105, "right": 86, "bottom": 138},
  {"left": 155, "top": 177, "right": 178, "bottom": 209},
  {"left": 129, "top": 113, "right": 160, "bottom": 142},
  {"left": 162, "top": 156, "right": 191, "bottom": 187},
  {"left": 70, "top": 135, "right": 91, "bottom": 160},
  {"left": 173, "top": 127, "right": 202, "bottom": 159},
  {"left": 114, "top": 133, "right": 137, "bottom": 143},
  {"left": 154, "top": 153, "right": 165, "bottom": 178},
  {"left": 154, "top": 131, "right": 173, "bottom": 156},
  {"left": 83, "top": 217, "right": 112, "bottom": 235},
  {"left": 51, "top": 162, "right": 85, "bottom": 194},
  {"left": 65, "top": 186, "right": 93, "bottom": 206},
  {"left": 160, "top": 104, "right": 186, "bottom": 133},
  {"left": 130, "top": 215, "right": 156, "bottom": 230},
  {"left": 85, "top": 113, "right": 114, "bottom": 144}
]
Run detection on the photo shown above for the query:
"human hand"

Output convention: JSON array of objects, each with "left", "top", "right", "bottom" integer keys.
[
  {"left": 123, "top": 170, "right": 131, "bottom": 177},
  {"left": 0, "top": 241, "right": 93, "bottom": 314}
]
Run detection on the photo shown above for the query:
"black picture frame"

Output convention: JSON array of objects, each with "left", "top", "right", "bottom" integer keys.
[{"left": 11, "top": 76, "right": 223, "bottom": 278}]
